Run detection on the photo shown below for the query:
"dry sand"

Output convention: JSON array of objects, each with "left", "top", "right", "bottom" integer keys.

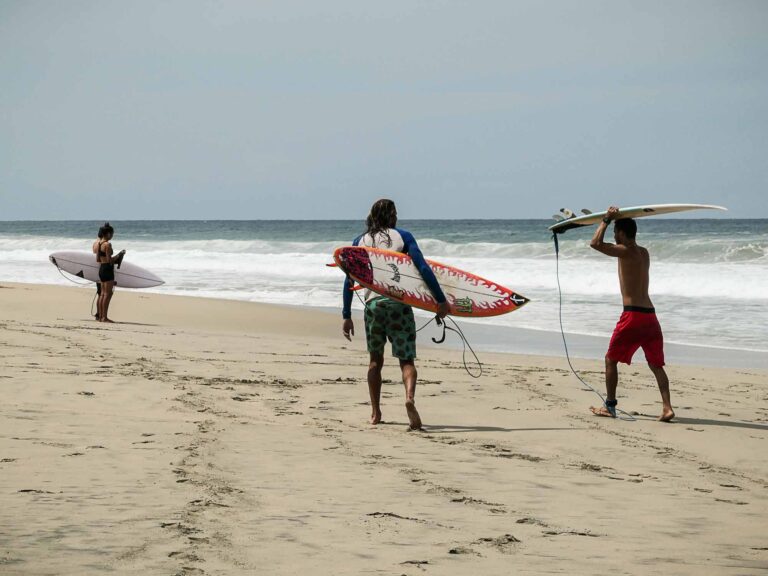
[{"left": 1, "top": 282, "right": 766, "bottom": 575}]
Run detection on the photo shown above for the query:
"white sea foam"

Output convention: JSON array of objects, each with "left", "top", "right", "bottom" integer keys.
[{"left": 1, "top": 230, "right": 766, "bottom": 352}]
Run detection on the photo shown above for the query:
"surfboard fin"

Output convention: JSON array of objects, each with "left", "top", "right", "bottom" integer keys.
[
  {"left": 580, "top": 209, "right": 593, "bottom": 215},
  {"left": 552, "top": 214, "right": 564, "bottom": 222},
  {"left": 560, "top": 208, "right": 574, "bottom": 219}
]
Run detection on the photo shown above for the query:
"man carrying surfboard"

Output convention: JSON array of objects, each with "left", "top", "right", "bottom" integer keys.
[
  {"left": 342, "top": 199, "right": 450, "bottom": 430},
  {"left": 589, "top": 206, "right": 674, "bottom": 422}
]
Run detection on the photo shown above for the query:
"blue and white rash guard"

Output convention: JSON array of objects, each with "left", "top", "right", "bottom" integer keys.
[{"left": 342, "top": 228, "right": 446, "bottom": 319}]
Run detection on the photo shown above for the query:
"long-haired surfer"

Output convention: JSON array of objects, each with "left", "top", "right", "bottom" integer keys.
[
  {"left": 95, "top": 222, "right": 125, "bottom": 323},
  {"left": 341, "top": 199, "right": 450, "bottom": 429},
  {"left": 589, "top": 206, "right": 674, "bottom": 422}
]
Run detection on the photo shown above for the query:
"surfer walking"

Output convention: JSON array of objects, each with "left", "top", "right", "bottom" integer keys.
[
  {"left": 341, "top": 199, "right": 449, "bottom": 430},
  {"left": 95, "top": 222, "right": 125, "bottom": 323},
  {"left": 589, "top": 206, "right": 674, "bottom": 422}
]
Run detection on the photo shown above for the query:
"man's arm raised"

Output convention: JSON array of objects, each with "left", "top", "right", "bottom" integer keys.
[{"left": 590, "top": 206, "right": 627, "bottom": 258}]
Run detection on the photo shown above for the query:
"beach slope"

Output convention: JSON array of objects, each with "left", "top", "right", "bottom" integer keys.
[{"left": 1, "top": 283, "right": 766, "bottom": 575}]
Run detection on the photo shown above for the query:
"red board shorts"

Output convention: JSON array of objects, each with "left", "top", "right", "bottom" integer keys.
[{"left": 606, "top": 307, "right": 665, "bottom": 367}]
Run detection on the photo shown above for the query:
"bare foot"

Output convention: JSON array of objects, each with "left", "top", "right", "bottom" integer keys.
[
  {"left": 658, "top": 408, "right": 675, "bottom": 422},
  {"left": 370, "top": 409, "right": 382, "bottom": 425},
  {"left": 102, "top": 318, "right": 115, "bottom": 323},
  {"left": 405, "top": 400, "right": 422, "bottom": 430},
  {"left": 590, "top": 405, "right": 616, "bottom": 418}
]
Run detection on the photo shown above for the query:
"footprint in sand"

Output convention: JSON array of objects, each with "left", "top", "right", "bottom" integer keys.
[
  {"left": 448, "top": 546, "right": 478, "bottom": 555},
  {"left": 543, "top": 529, "right": 600, "bottom": 537},
  {"left": 517, "top": 517, "right": 548, "bottom": 527},
  {"left": 475, "top": 534, "right": 521, "bottom": 554},
  {"left": 18, "top": 489, "right": 54, "bottom": 494}
]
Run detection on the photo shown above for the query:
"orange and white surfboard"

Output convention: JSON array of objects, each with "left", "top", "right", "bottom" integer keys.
[{"left": 333, "top": 246, "right": 529, "bottom": 318}]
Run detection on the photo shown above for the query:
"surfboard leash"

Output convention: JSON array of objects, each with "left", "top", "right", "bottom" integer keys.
[
  {"left": 351, "top": 283, "right": 483, "bottom": 379},
  {"left": 52, "top": 262, "right": 93, "bottom": 287},
  {"left": 552, "top": 233, "right": 636, "bottom": 421},
  {"left": 51, "top": 260, "right": 101, "bottom": 319},
  {"left": 429, "top": 316, "right": 483, "bottom": 379}
]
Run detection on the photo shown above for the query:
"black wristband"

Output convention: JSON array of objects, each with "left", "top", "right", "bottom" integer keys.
[{"left": 602, "top": 217, "right": 611, "bottom": 224}]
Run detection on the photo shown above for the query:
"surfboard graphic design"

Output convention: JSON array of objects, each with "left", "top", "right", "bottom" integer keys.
[{"left": 333, "top": 246, "right": 529, "bottom": 318}]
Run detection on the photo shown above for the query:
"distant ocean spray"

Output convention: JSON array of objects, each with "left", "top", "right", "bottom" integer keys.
[{"left": 1, "top": 219, "right": 766, "bottom": 353}]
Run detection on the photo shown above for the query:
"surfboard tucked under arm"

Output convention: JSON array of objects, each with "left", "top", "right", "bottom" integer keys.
[
  {"left": 49, "top": 251, "right": 164, "bottom": 288},
  {"left": 333, "top": 246, "right": 529, "bottom": 318},
  {"left": 549, "top": 204, "right": 727, "bottom": 234}
]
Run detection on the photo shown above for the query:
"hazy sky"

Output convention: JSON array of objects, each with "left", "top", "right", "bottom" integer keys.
[{"left": 1, "top": 0, "right": 766, "bottom": 219}]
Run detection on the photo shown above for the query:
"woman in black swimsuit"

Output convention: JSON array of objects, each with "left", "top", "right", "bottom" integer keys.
[{"left": 95, "top": 222, "right": 125, "bottom": 323}]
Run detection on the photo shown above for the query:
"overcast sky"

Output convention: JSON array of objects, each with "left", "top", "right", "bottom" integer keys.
[{"left": 1, "top": 0, "right": 766, "bottom": 220}]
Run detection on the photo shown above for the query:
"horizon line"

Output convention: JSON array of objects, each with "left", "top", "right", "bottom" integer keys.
[{"left": 0, "top": 216, "right": 755, "bottom": 223}]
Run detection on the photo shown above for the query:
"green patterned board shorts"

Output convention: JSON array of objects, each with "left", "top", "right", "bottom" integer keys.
[{"left": 364, "top": 296, "right": 417, "bottom": 360}]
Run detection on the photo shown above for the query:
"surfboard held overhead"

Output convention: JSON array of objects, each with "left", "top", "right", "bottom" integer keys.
[{"left": 549, "top": 204, "right": 728, "bottom": 234}]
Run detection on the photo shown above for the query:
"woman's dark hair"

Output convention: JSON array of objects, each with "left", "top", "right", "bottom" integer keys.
[
  {"left": 365, "top": 199, "right": 398, "bottom": 247},
  {"left": 614, "top": 218, "right": 637, "bottom": 239},
  {"left": 98, "top": 222, "right": 114, "bottom": 239}
]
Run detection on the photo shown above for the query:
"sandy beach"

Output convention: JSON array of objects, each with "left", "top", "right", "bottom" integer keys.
[{"left": 1, "top": 282, "right": 766, "bottom": 575}]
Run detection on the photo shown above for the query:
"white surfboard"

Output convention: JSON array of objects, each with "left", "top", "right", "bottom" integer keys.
[
  {"left": 549, "top": 204, "right": 727, "bottom": 234},
  {"left": 49, "top": 251, "right": 164, "bottom": 289}
]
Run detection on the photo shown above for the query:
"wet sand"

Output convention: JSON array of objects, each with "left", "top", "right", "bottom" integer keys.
[{"left": 1, "top": 283, "right": 766, "bottom": 575}]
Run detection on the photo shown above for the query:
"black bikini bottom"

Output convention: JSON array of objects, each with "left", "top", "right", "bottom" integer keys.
[{"left": 99, "top": 263, "right": 115, "bottom": 282}]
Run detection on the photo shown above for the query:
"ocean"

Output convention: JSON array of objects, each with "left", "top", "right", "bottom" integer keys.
[{"left": 1, "top": 219, "right": 766, "bottom": 358}]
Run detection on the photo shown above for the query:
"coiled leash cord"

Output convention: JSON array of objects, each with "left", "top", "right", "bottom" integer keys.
[
  {"left": 552, "top": 233, "right": 635, "bottom": 421},
  {"left": 416, "top": 314, "right": 483, "bottom": 379}
]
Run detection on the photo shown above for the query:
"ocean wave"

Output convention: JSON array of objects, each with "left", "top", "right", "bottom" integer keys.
[
  {"left": 4, "top": 244, "right": 767, "bottom": 300},
  {"left": 1, "top": 232, "right": 766, "bottom": 264},
  {"left": 4, "top": 254, "right": 766, "bottom": 352}
]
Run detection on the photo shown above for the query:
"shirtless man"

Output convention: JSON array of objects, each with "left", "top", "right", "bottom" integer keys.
[{"left": 589, "top": 206, "right": 674, "bottom": 422}]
